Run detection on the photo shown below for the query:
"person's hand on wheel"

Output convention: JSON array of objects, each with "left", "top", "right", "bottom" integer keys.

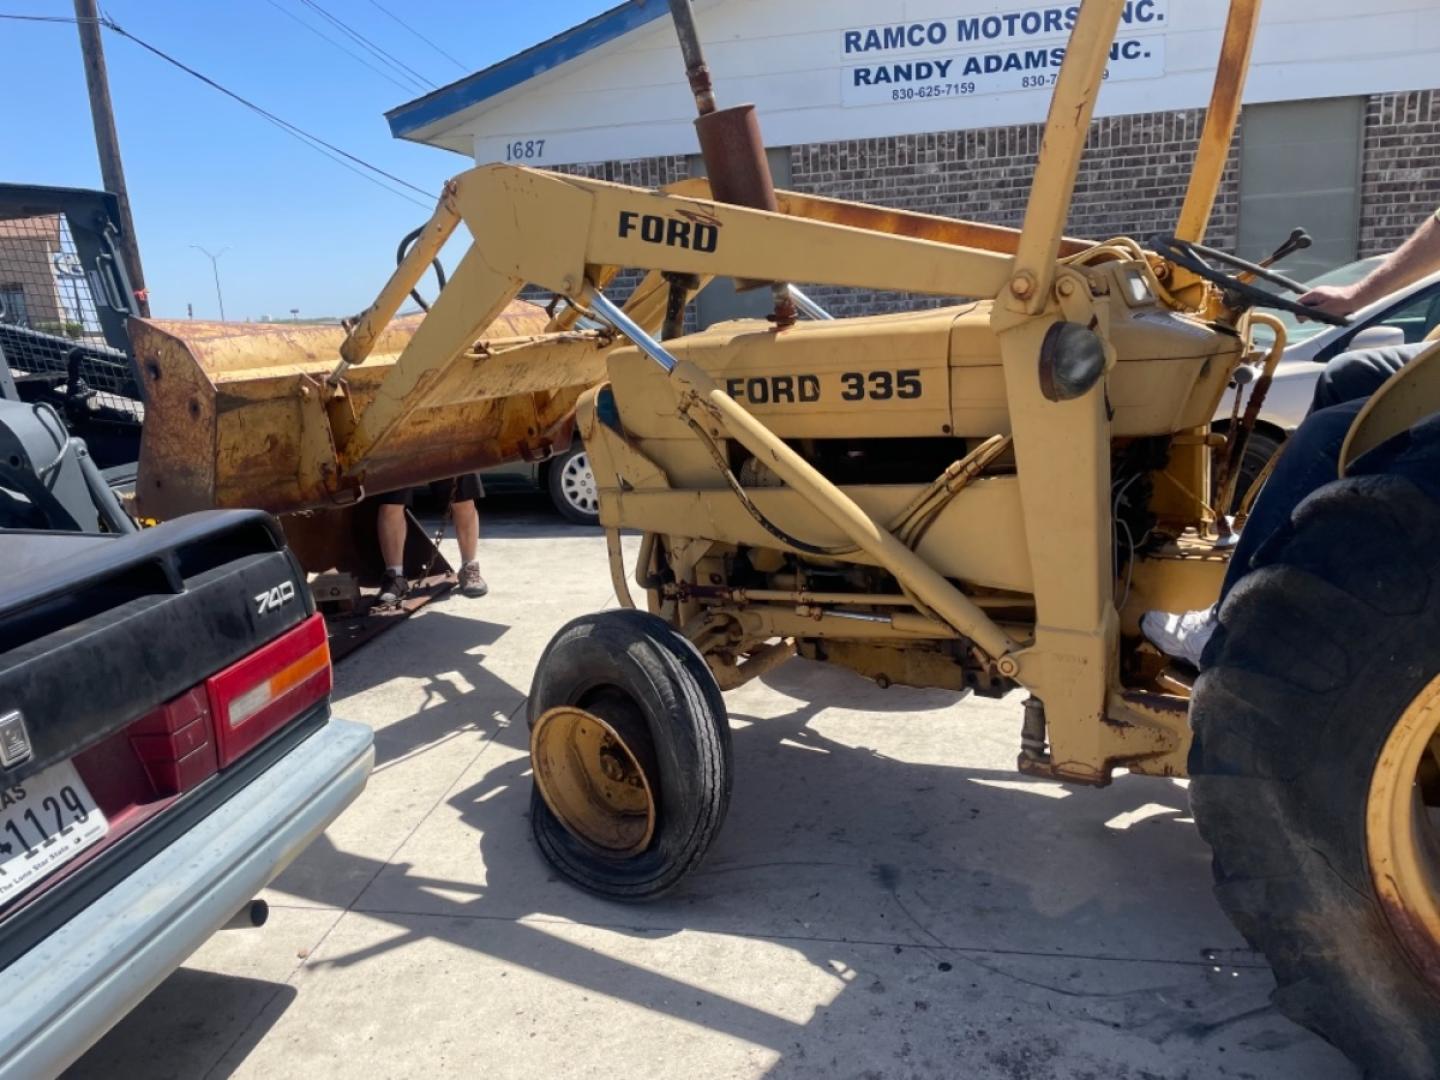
[{"left": 1296, "top": 284, "right": 1362, "bottom": 321}]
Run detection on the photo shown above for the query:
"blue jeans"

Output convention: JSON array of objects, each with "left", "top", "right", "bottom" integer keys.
[
  {"left": 1219, "top": 400, "right": 1364, "bottom": 599},
  {"left": 1219, "top": 341, "right": 1430, "bottom": 602},
  {"left": 1309, "top": 341, "right": 1429, "bottom": 412}
]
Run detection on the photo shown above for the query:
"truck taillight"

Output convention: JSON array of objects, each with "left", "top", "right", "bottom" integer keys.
[{"left": 206, "top": 613, "right": 331, "bottom": 767}]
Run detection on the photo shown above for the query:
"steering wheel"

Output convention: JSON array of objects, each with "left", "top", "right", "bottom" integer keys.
[{"left": 1149, "top": 233, "right": 1350, "bottom": 327}]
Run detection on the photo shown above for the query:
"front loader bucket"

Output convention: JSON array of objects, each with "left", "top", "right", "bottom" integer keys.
[{"left": 132, "top": 300, "right": 605, "bottom": 518}]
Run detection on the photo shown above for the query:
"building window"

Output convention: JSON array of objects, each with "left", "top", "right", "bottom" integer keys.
[{"left": 0, "top": 285, "right": 29, "bottom": 326}]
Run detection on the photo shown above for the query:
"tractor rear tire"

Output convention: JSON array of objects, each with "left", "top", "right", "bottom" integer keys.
[
  {"left": 527, "top": 609, "right": 731, "bottom": 901},
  {"left": 1191, "top": 472, "right": 1440, "bottom": 1078}
]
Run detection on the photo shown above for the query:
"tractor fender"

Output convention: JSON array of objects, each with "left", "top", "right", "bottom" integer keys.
[{"left": 1341, "top": 339, "right": 1440, "bottom": 475}]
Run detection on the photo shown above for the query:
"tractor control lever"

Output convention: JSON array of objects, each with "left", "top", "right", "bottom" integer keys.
[
  {"left": 1261, "top": 227, "right": 1312, "bottom": 271},
  {"left": 1236, "top": 228, "right": 1310, "bottom": 288}
]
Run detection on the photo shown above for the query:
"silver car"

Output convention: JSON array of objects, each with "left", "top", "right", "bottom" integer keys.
[
  {"left": 482, "top": 439, "right": 599, "bottom": 525},
  {"left": 0, "top": 405, "right": 373, "bottom": 1078}
]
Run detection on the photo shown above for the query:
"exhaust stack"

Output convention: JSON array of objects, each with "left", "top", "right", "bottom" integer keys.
[{"left": 667, "top": 0, "right": 793, "bottom": 321}]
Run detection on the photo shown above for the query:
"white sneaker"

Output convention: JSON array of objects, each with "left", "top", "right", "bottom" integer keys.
[{"left": 1140, "top": 605, "right": 1218, "bottom": 669}]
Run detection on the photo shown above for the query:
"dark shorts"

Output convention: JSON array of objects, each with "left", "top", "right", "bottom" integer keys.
[{"left": 374, "top": 473, "right": 484, "bottom": 506}]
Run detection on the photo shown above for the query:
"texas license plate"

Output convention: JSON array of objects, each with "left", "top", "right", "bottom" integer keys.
[{"left": 0, "top": 759, "right": 108, "bottom": 907}]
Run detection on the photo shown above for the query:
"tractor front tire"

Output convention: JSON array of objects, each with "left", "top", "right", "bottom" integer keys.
[
  {"left": 527, "top": 609, "right": 731, "bottom": 901},
  {"left": 1191, "top": 472, "right": 1440, "bottom": 1078}
]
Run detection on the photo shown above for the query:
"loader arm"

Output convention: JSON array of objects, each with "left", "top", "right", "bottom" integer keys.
[
  {"left": 131, "top": 167, "right": 1026, "bottom": 519},
  {"left": 662, "top": 178, "right": 1095, "bottom": 258},
  {"left": 330, "top": 166, "right": 1016, "bottom": 485}
]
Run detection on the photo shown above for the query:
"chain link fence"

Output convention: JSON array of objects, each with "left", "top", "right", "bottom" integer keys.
[{"left": 0, "top": 208, "right": 142, "bottom": 418}]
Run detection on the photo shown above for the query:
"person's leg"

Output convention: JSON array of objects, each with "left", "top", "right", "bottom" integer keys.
[
  {"left": 377, "top": 504, "right": 408, "bottom": 570},
  {"left": 374, "top": 489, "right": 415, "bottom": 603},
  {"left": 1216, "top": 399, "right": 1366, "bottom": 602},
  {"left": 1143, "top": 400, "right": 1366, "bottom": 665},
  {"left": 449, "top": 474, "right": 487, "bottom": 597},
  {"left": 452, "top": 499, "right": 480, "bottom": 565},
  {"left": 1309, "top": 341, "right": 1429, "bottom": 413}
]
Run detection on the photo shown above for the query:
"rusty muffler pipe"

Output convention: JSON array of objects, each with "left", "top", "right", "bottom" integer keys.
[
  {"left": 694, "top": 106, "right": 777, "bottom": 215},
  {"left": 667, "top": 0, "right": 789, "bottom": 313}
]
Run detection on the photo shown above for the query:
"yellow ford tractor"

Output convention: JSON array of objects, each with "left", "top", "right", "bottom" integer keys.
[{"left": 133, "top": 0, "right": 1440, "bottom": 1072}]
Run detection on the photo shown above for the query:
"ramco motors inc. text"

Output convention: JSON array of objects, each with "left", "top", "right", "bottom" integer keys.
[{"left": 843, "top": 0, "right": 1164, "bottom": 55}]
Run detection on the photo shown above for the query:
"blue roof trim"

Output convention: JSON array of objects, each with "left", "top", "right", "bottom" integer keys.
[{"left": 386, "top": 0, "right": 671, "bottom": 140}]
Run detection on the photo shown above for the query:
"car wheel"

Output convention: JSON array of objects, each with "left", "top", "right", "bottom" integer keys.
[{"left": 547, "top": 443, "right": 600, "bottom": 525}]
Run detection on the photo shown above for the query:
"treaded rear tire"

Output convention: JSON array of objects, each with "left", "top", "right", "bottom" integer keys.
[
  {"left": 528, "top": 609, "right": 730, "bottom": 900},
  {"left": 1191, "top": 472, "right": 1440, "bottom": 1078}
]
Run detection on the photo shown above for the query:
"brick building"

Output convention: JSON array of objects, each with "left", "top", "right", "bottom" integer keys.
[
  {"left": 0, "top": 216, "right": 67, "bottom": 329},
  {"left": 387, "top": 0, "right": 1440, "bottom": 322}
]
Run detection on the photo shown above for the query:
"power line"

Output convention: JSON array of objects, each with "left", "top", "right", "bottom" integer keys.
[
  {"left": 0, "top": 11, "right": 436, "bottom": 209},
  {"left": 1, "top": 11, "right": 95, "bottom": 21},
  {"left": 103, "top": 17, "right": 435, "bottom": 204},
  {"left": 363, "top": 0, "right": 470, "bottom": 75},
  {"left": 261, "top": 0, "right": 417, "bottom": 95},
  {"left": 296, "top": 0, "right": 437, "bottom": 92}
]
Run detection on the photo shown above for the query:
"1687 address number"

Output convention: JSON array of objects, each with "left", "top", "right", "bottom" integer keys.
[{"left": 503, "top": 139, "right": 546, "bottom": 162}]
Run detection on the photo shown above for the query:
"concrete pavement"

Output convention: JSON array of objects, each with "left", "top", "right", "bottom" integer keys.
[{"left": 67, "top": 497, "right": 1358, "bottom": 1080}]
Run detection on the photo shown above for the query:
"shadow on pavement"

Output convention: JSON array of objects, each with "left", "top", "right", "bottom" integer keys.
[
  {"left": 279, "top": 672, "right": 1343, "bottom": 1078},
  {"left": 269, "top": 608, "right": 523, "bottom": 911},
  {"left": 332, "top": 607, "right": 514, "bottom": 766},
  {"left": 65, "top": 969, "right": 296, "bottom": 1080},
  {"left": 71, "top": 623, "right": 1353, "bottom": 1078}
]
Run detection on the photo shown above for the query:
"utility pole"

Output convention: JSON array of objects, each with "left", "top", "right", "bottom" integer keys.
[
  {"left": 191, "top": 246, "right": 227, "bottom": 321},
  {"left": 73, "top": 0, "right": 149, "bottom": 317}
]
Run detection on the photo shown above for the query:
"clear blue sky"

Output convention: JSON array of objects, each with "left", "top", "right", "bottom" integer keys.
[{"left": 3, "top": 0, "right": 613, "bottom": 320}]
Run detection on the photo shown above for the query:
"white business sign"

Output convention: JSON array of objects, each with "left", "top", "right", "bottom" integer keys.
[
  {"left": 446, "top": 0, "right": 1439, "bottom": 169},
  {"left": 841, "top": 1, "right": 1168, "bottom": 108}
]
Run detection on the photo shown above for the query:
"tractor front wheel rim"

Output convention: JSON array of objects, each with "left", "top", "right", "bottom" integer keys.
[
  {"left": 1367, "top": 672, "right": 1440, "bottom": 989},
  {"left": 531, "top": 703, "right": 656, "bottom": 856}
]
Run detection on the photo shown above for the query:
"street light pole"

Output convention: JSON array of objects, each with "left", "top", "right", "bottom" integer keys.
[{"left": 191, "top": 245, "right": 228, "bottom": 321}]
